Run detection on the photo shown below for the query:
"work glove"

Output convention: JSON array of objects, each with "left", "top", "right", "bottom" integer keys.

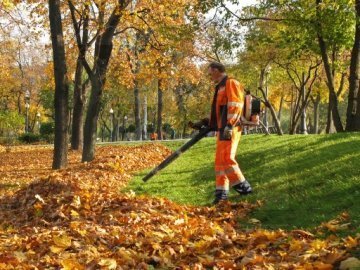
[{"left": 223, "top": 125, "right": 233, "bottom": 140}]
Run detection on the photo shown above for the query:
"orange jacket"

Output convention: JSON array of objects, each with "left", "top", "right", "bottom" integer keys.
[{"left": 210, "top": 76, "right": 245, "bottom": 130}]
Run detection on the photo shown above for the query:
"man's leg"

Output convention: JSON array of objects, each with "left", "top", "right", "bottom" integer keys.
[
  {"left": 224, "top": 127, "right": 253, "bottom": 195},
  {"left": 214, "top": 134, "right": 230, "bottom": 204}
]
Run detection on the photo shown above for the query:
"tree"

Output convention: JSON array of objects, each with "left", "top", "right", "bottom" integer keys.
[
  {"left": 78, "top": 0, "right": 131, "bottom": 161},
  {"left": 314, "top": 0, "right": 348, "bottom": 133},
  {"left": 210, "top": 0, "right": 353, "bottom": 134},
  {"left": 48, "top": 0, "right": 70, "bottom": 169},
  {"left": 125, "top": 31, "right": 152, "bottom": 141},
  {"left": 68, "top": 1, "right": 90, "bottom": 150},
  {"left": 346, "top": 0, "right": 360, "bottom": 131}
]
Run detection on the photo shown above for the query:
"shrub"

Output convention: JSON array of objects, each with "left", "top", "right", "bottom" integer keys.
[
  {"left": 40, "top": 122, "right": 55, "bottom": 137},
  {"left": 147, "top": 124, "right": 155, "bottom": 133},
  {"left": 18, "top": 133, "right": 41, "bottom": 144},
  {"left": 0, "top": 111, "right": 24, "bottom": 136},
  {"left": 42, "top": 134, "right": 55, "bottom": 144},
  {"left": 163, "top": 123, "right": 172, "bottom": 133},
  {"left": 127, "top": 124, "right": 136, "bottom": 133}
]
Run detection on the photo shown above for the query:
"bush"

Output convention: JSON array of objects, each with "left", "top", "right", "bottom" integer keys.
[
  {"left": 40, "top": 122, "right": 55, "bottom": 136},
  {"left": 163, "top": 123, "right": 172, "bottom": 133},
  {"left": 0, "top": 111, "right": 24, "bottom": 136},
  {"left": 147, "top": 124, "right": 155, "bottom": 133},
  {"left": 18, "top": 133, "right": 41, "bottom": 144},
  {"left": 42, "top": 134, "right": 55, "bottom": 144},
  {"left": 127, "top": 124, "right": 136, "bottom": 133}
]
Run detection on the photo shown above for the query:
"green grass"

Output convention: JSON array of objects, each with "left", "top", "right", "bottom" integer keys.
[{"left": 126, "top": 133, "right": 360, "bottom": 233}]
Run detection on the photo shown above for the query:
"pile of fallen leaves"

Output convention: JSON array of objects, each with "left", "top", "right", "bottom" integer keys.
[
  {"left": 0, "top": 144, "right": 359, "bottom": 269},
  {"left": 0, "top": 144, "right": 171, "bottom": 197}
]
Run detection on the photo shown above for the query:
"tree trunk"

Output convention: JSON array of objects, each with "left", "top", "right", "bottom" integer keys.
[
  {"left": 174, "top": 84, "right": 189, "bottom": 139},
  {"left": 83, "top": 43, "right": 115, "bottom": 161},
  {"left": 259, "top": 69, "right": 283, "bottom": 135},
  {"left": 277, "top": 95, "right": 284, "bottom": 122},
  {"left": 112, "top": 114, "right": 119, "bottom": 142},
  {"left": 48, "top": 0, "right": 69, "bottom": 169},
  {"left": 346, "top": 0, "right": 360, "bottom": 131},
  {"left": 289, "top": 88, "right": 294, "bottom": 133},
  {"left": 265, "top": 100, "right": 283, "bottom": 135},
  {"left": 182, "top": 122, "right": 187, "bottom": 138},
  {"left": 326, "top": 97, "right": 336, "bottom": 133},
  {"left": 290, "top": 87, "right": 301, "bottom": 134},
  {"left": 313, "top": 94, "right": 320, "bottom": 134},
  {"left": 143, "top": 96, "right": 148, "bottom": 140},
  {"left": 17, "top": 92, "right": 22, "bottom": 114},
  {"left": 68, "top": 108, "right": 72, "bottom": 133},
  {"left": 182, "top": 112, "right": 188, "bottom": 138},
  {"left": 83, "top": 79, "right": 102, "bottom": 161},
  {"left": 134, "top": 81, "right": 142, "bottom": 140},
  {"left": 316, "top": 0, "right": 344, "bottom": 132},
  {"left": 308, "top": 115, "right": 313, "bottom": 133},
  {"left": 299, "top": 73, "right": 308, "bottom": 135},
  {"left": 82, "top": 9, "right": 122, "bottom": 162},
  {"left": 71, "top": 58, "right": 85, "bottom": 150},
  {"left": 157, "top": 79, "right": 163, "bottom": 140},
  {"left": 69, "top": 3, "right": 89, "bottom": 150}
]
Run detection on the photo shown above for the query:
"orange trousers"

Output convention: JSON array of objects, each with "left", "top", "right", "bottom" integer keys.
[{"left": 215, "top": 126, "right": 245, "bottom": 191}]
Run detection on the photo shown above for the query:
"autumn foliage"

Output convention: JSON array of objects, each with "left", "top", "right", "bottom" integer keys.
[{"left": 0, "top": 145, "right": 358, "bottom": 269}]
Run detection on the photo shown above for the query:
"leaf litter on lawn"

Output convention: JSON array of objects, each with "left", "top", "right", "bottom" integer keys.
[{"left": 0, "top": 144, "right": 358, "bottom": 269}]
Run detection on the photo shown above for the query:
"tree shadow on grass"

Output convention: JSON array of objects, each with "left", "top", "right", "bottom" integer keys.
[
  {"left": 129, "top": 134, "right": 360, "bottom": 231},
  {"left": 186, "top": 135, "right": 360, "bottom": 231},
  {"left": 237, "top": 137, "right": 360, "bottom": 230}
]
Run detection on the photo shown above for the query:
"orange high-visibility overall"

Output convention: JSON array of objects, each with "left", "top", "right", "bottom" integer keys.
[{"left": 209, "top": 77, "right": 246, "bottom": 191}]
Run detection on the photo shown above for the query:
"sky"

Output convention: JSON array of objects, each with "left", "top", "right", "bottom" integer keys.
[
  {"left": 208, "top": 0, "right": 258, "bottom": 17},
  {"left": 2, "top": 0, "right": 259, "bottom": 64},
  {"left": 237, "top": 0, "right": 258, "bottom": 8}
]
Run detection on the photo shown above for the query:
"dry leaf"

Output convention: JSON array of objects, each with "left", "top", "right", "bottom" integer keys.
[
  {"left": 98, "top": 258, "right": 117, "bottom": 269},
  {"left": 339, "top": 257, "right": 360, "bottom": 270},
  {"left": 61, "top": 258, "right": 84, "bottom": 270},
  {"left": 53, "top": 233, "right": 72, "bottom": 248}
]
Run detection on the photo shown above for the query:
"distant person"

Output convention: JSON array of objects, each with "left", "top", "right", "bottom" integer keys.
[
  {"left": 207, "top": 62, "right": 253, "bottom": 204},
  {"left": 150, "top": 132, "right": 158, "bottom": 141},
  {"left": 170, "top": 128, "right": 176, "bottom": 140}
]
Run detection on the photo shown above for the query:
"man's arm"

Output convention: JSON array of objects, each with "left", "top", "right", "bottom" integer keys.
[{"left": 226, "top": 79, "right": 244, "bottom": 127}]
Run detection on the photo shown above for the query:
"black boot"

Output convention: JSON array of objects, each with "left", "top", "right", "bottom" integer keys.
[
  {"left": 233, "top": 180, "right": 253, "bottom": 195},
  {"left": 213, "top": 189, "right": 228, "bottom": 205}
]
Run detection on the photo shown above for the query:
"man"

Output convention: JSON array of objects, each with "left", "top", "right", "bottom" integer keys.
[{"left": 207, "top": 62, "right": 252, "bottom": 204}]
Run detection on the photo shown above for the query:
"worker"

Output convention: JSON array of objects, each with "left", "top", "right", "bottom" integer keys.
[
  {"left": 207, "top": 62, "right": 253, "bottom": 204},
  {"left": 150, "top": 132, "right": 158, "bottom": 141}
]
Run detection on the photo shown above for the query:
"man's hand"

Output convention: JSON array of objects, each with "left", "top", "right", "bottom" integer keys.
[{"left": 223, "top": 125, "right": 233, "bottom": 140}]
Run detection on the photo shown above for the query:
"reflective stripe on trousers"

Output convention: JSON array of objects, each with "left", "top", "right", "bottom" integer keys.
[{"left": 215, "top": 126, "right": 245, "bottom": 191}]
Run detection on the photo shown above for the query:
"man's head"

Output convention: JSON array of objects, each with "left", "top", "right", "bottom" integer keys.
[{"left": 208, "top": 62, "right": 226, "bottom": 83}]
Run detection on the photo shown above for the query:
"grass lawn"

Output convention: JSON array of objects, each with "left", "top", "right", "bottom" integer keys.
[{"left": 127, "top": 133, "right": 360, "bottom": 234}]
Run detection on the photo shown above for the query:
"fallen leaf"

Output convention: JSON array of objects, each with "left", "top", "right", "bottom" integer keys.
[
  {"left": 339, "top": 257, "right": 360, "bottom": 270},
  {"left": 53, "top": 233, "right": 72, "bottom": 248},
  {"left": 98, "top": 258, "right": 117, "bottom": 269},
  {"left": 61, "top": 258, "right": 84, "bottom": 270}
]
